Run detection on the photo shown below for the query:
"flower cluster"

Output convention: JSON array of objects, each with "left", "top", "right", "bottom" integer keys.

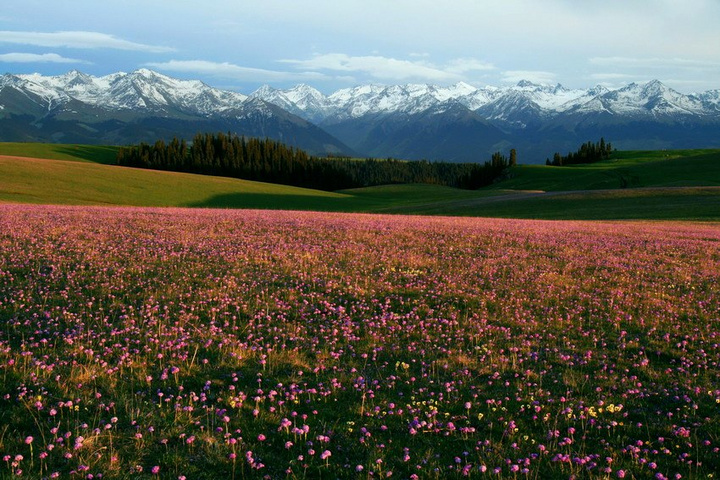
[{"left": 0, "top": 205, "right": 719, "bottom": 478}]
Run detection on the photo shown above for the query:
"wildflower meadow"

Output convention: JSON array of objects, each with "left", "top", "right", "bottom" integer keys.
[{"left": 1, "top": 205, "right": 719, "bottom": 479}]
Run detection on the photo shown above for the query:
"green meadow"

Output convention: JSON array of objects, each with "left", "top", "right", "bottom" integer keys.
[
  {"left": 1, "top": 143, "right": 720, "bottom": 478},
  {"left": 0, "top": 142, "right": 120, "bottom": 164},
  {"left": 494, "top": 149, "right": 720, "bottom": 191},
  {"left": 1, "top": 142, "right": 719, "bottom": 220}
]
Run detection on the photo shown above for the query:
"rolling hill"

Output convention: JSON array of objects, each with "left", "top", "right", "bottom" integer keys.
[{"left": 1, "top": 143, "right": 719, "bottom": 220}]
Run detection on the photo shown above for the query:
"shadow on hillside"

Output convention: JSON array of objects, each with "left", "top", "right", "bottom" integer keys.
[
  {"left": 185, "top": 192, "right": 360, "bottom": 211},
  {"left": 55, "top": 145, "right": 119, "bottom": 165},
  {"left": 183, "top": 187, "right": 720, "bottom": 220}
]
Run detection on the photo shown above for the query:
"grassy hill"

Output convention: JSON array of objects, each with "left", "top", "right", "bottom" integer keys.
[
  {"left": 0, "top": 142, "right": 120, "bottom": 164},
  {"left": 493, "top": 150, "right": 720, "bottom": 191},
  {"left": 0, "top": 151, "right": 353, "bottom": 209},
  {"left": 365, "top": 185, "right": 720, "bottom": 220},
  {"left": 1, "top": 143, "right": 719, "bottom": 220}
]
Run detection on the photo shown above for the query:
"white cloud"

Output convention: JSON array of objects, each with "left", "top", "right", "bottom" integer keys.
[
  {"left": 145, "top": 59, "right": 327, "bottom": 83},
  {"left": 281, "top": 54, "right": 458, "bottom": 82},
  {"left": 502, "top": 70, "right": 558, "bottom": 85},
  {"left": 590, "top": 57, "right": 720, "bottom": 70},
  {"left": 280, "top": 53, "right": 495, "bottom": 83},
  {"left": 588, "top": 73, "right": 636, "bottom": 82},
  {"left": 0, "top": 30, "right": 173, "bottom": 52},
  {"left": 587, "top": 56, "right": 720, "bottom": 92},
  {"left": 445, "top": 58, "right": 496, "bottom": 75},
  {"left": 2, "top": 1, "right": 718, "bottom": 92},
  {"left": 0, "top": 52, "right": 89, "bottom": 64}
]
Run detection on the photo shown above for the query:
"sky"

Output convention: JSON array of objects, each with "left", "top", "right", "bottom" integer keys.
[{"left": 1, "top": 0, "right": 719, "bottom": 94}]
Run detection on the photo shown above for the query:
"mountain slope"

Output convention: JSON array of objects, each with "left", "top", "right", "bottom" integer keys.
[
  {"left": 252, "top": 79, "right": 720, "bottom": 162},
  {"left": 0, "top": 70, "right": 353, "bottom": 156},
  {"left": 2, "top": 69, "right": 719, "bottom": 163},
  {"left": 329, "top": 100, "right": 510, "bottom": 162}
]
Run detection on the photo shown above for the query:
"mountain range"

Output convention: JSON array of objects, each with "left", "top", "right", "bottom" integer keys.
[{"left": 1, "top": 69, "right": 719, "bottom": 163}]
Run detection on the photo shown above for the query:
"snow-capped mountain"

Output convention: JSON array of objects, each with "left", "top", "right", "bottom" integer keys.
[
  {"left": 249, "top": 84, "right": 332, "bottom": 123},
  {"left": 254, "top": 82, "right": 494, "bottom": 121},
  {"left": 1, "top": 69, "right": 719, "bottom": 163},
  {"left": 0, "top": 69, "right": 351, "bottom": 155},
  {"left": 250, "top": 78, "right": 720, "bottom": 161},
  {"left": 697, "top": 90, "right": 720, "bottom": 113},
  {"left": 6, "top": 68, "right": 249, "bottom": 115},
  {"left": 569, "top": 80, "right": 707, "bottom": 117},
  {"left": 251, "top": 78, "right": 720, "bottom": 122}
]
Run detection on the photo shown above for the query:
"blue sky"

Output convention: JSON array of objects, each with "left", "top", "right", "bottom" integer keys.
[{"left": 1, "top": 0, "right": 719, "bottom": 94}]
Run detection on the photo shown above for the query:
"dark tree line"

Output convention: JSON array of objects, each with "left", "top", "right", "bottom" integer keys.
[
  {"left": 546, "top": 138, "right": 613, "bottom": 166},
  {"left": 116, "top": 133, "right": 515, "bottom": 191}
]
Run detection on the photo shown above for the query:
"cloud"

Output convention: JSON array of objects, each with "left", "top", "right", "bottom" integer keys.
[
  {"left": 0, "top": 30, "right": 173, "bottom": 53},
  {"left": 280, "top": 53, "right": 495, "bottom": 83},
  {"left": 590, "top": 56, "right": 720, "bottom": 70},
  {"left": 501, "top": 70, "right": 558, "bottom": 85},
  {"left": 445, "top": 58, "right": 496, "bottom": 75},
  {"left": 588, "top": 73, "right": 636, "bottom": 82},
  {"left": 0, "top": 52, "right": 89, "bottom": 64},
  {"left": 281, "top": 53, "right": 457, "bottom": 82},
  {"left": 587, "top": 56, "right": 720, "bottom": 92},
  {"left": 145, "top": 59, "right": 327, "bottom": 83}
]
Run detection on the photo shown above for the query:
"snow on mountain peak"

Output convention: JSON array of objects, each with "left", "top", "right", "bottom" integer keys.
[
  {"left": 4, "top": 69, "right": 248, "bottom": 114},
  {"left": 452, "top": 81, "right": 477, "bottom": 92},
  {"left": 7, "top": 73, "right": 70, "bottom": 106},
  {"left": 570, "top": 79, "right": 708, "bottom": 117},
  {"left": 640, "top": 79, "right": 672, "bottom": 97},
  {"left": 284, "top": 84, "right": 325, "bottom": 103},
  {"left": 132, "top": 68, "right": 163, "bottom": 79},
  {"left": 587, "top": 85, "right": 610, "bottom": 96},
  {"left": 2, "top": 69, "right": 717, "bottom": 127},
  {"left": 275, "top": 78, "right": 717, "bottom": 120},
  {"left": 250, "top": 85, "right": 278, "bottom": 98}
]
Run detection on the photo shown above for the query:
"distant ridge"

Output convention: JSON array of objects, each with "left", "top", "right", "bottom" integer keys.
[
  {"left": 0, "top": 69, "right": 353, "bottom": 156},
  {"left": 1, "top": 69, "right": 719, "bottom": 163},
  {"left": 252, "top": 78, "right": 720, "bottom": 162},
  {"left": 253, "top": 78, "right": 719, "bottom": 120}
]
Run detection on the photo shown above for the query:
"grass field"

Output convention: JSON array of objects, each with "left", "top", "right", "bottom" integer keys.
[
  {"left": 0, "top": 154, "right": 353, "bottom": 209},
  {"left": 367, "top": 185, "right": 720, "bottom": 220},
  {"left": 0, "top": 142, "right": 120, "bottom": 164},
  {"left": 493, "top": 150, "right": 720, "bottom": 191},
  {"left": 2, "top": 147, "right": 720, "bottom": 478},
  {"left": 1, "top": 143, "right": 719, "bottom": 220},
  {"left": 1, "top": 205, "right": 719, "bottom": 479}
]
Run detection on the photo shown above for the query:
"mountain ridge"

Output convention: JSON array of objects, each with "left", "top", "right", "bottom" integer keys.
[
  {"left": 254, "top": 78, "right": 718, "bottom": 120},
  {"left": 0, "top": 69, "right": 353, "bottom": 156},
  {"left": 1, "top": 69, "right": 719, "bottom": 163}
]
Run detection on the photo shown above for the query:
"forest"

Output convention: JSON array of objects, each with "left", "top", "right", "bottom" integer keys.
[
  {"left": 116, "top": 133, "right": 514, "bottom": 191},
  {"left": 546, "top": 138, "right": 614, "bottom": 166}
]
